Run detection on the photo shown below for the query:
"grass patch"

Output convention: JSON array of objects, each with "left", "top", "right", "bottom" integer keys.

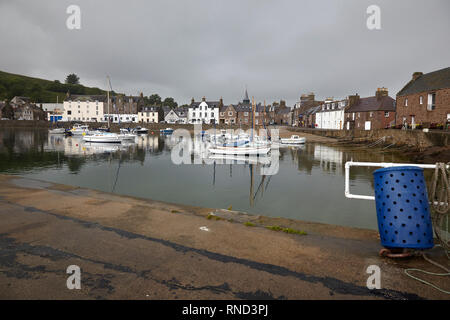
[
  {"left": 265, "top": 225, "right": 307, "bottom": 236},
  {"left": 207, "top": 214, "right": 224, "bottom": 221},
  {"left": 170, "top": 209, "right": 180, "bottom": 214},
  {"left": 243, "top": 222, "right": 255, "bottom": 227}
]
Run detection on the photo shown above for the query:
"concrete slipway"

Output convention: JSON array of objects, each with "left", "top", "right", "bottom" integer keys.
[{"left": 0, "top": 174, "right": 448, "bottom": 300}]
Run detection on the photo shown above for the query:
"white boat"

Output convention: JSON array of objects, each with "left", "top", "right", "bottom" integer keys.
[
  {"left": 49, "top": 128, "right": 66, "bottom": 134},
  {"left": 119, "top": 128, "right": 137, "bottom": 140},
  {"left": 83, "top": 132, "right": 121, "bottom": 143},
  {"left": 280, "top": 135, "right": 306, "bottom": 144},
  {"left": 133, "top": 127, "right": 149, "bottom": 134},
  {"left": 70, "top": 124, "right": 90, "bottom": 136},
  {"left": 209, "top": 145, "right": 270, "bottom": 155}
]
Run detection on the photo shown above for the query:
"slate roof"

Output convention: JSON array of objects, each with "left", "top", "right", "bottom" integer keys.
[
  {"left": 397, "top": 67, "right": 450, "bottom": 96},
  {"left": 190, "top": 101, "right": 221, "bottom": 109},
  {"left": 345, "top": 96, "right": 395, "bottom": 112}
]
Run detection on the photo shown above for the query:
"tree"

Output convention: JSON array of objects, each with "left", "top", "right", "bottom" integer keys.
[
  {"left": 147, "top": 93, "right": 161, "bottom": 106},
  {"left": 65, "top": 73, "right": 80, "bottom": 85},
  {"left": 2, "top": 102, "right": 14, "bottom": 119},
  {"left": 162, "top": 97, "right": 177, "bottom": 109}
]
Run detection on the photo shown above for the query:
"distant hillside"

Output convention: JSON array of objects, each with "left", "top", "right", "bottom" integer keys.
[{"left": 0, "top": 70, "right": 111, "bottom": 103}]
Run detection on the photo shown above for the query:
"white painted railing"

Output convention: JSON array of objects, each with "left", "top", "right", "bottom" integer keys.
[{"left": 344, "top": 161, "right": 449, "bottom": 200}]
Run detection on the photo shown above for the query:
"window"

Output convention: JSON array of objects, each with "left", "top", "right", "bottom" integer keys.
[
  {"left": 244, "top": 112, "right": 248, "bottom": 116},
  {"left": 385, "top": 112, "right": 389, "bottom": 117},
  {"left": 210, "top": 113, "right": 214, "bottom": 118},
  {"left": 427, "top": 93, "right": 436, "bottom": 111},
  {"left": 419, "top": 96, "right": 423, "bottom": 105},
  {"left": 228, "top": 111, "right": 233, "bottom": 116},
  {"left": 220, "top": 112, "right": 224, "bottom": 116},
  {"left": 357, "top": 113, "right": 360, "bottom": 118},
  {"left": 405, "top": 98, "right": 408, "bottom": 106},
  {"left": 369, "top": 112, "right": 373, "bottom": 117},
  {"left": 68, "top": 110, "right": 72, "bottom": 115}
]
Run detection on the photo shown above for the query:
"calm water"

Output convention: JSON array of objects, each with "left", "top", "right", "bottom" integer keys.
[{"left": 0, "top": 128, "right": 412, "bottom": 230}]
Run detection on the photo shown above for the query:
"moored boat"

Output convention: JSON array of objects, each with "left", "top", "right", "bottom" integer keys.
[
  {"left": 280, "top": 135, "right": 306, "bottom": 144},
  {"left": 133, "top": 127, "right": 149, "bottom": 134},
  {"left": 70, "top": 124, "right": 90, "bottom": 136},
  {"left": 83, "top": 132, "right": 121, "bottom": 143},
  {"left": 159, "top": 127, "right": 174, "bottom": 134}
]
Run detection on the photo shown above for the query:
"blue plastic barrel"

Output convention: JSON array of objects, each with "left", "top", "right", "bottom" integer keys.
[{"left": 373, "top": 166, "right": 433, "bottom": 249}]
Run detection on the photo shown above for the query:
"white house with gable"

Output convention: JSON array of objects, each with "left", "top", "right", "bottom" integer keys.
[{"left": 188, "top": 97, "right": 220, "bottom": 124}]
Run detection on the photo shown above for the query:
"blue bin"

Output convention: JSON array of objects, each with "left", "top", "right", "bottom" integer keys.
[{"left": 373, "top": 166, "right": 433, "bottom": 249}]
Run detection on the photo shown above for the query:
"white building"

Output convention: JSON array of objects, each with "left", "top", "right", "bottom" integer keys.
[
  {"left": 165, "top": 107, "right": 188, "bottom": 124},
  {"left": 138, "top": 107, "right": 159, "bottom": 123},
  {"left": 63, "top": 95, "right": 106, "bottom": 122},
  {"left": 188, "top": 97, "right": 220, "bottom": 124},
  {"left": 103, "top": 113, "right": 138, "bottom": 124},
  {"left": 315, "top": 99, "right": 347, "bottom": 130}
]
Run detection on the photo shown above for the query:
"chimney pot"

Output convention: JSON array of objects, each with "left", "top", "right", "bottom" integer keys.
[{"left": 412, "top": 72, "right": 423, "bottom": 81}]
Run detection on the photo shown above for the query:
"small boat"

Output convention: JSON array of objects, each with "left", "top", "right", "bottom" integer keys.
[
  {"left": 133, "top": 127, "right": 149, "bottom": 134},
  {"left": 280, "top": 135, "right": 306, "bottom": 144},
  {"left": 118, "top": 129, "right": 137, "bottom": 141},
  {"left": 160, "top": 127, "right": 174, "bottom": 134},
  {"left": 83, "top": 132, "right": 121, "bottom": 143},
  {"left": 49, "top": 128, "right": 66, "bottom": 134},
  {"left": 209, "top": 145, "right": 270, "bottom": 155},
  {"left": 70, "top": 124, "right": 90, "bottom": 136}
]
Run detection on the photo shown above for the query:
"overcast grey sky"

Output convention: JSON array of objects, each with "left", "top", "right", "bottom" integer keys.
[{"left": 0, "top": 0, "right": 449, "bottom": 105}]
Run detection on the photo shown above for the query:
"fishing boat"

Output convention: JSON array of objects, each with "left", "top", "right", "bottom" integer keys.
[
  {"left": 280, "top": 135, "right": 306, "bottom": 144},
  {"left": 49, "top": 128, "right": 66, "bottom": 134},
  {"left": 159, "top": 127, "right": 174, "bottom": 134},
  {"left": 83, "top": 132, "right": 121, "bottom": 143},
  {"left": 133, "top": 126, "right": 149, "bottom": 134}
]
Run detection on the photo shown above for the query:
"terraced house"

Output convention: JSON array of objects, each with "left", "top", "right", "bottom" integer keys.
[
  {"left": 344, "top": 88, "right": 396, "bottom": 130},
  {"left": 62, "top": 94, "right": 106, "bottom": 122},
  {"left": 396, "top": 67, "right": 450, "bottom": 129}
]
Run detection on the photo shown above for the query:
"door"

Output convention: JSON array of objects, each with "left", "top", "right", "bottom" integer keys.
[{"left": 364, "top": 121, "right": 371, "bottom": 130}]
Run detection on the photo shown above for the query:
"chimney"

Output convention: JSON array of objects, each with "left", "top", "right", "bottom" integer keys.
[
  {"left": 348, "top": 94, "right": 360, "bottom": 107},
  {"left": 219, "top": 97, "right": 223, "bottom": 107},
  {"left": 375, "top": 87, "right": 388, "bottom": 100},
  {"left": 191, "top": 97, "right": 194, "bottom": 104},
  {"left": 202, "top": 96, "right": 206, "bottom": 102},
  {"left": 140, "top": 92, "right": 143, "bottom": 98},
  {"left": 412, "top": 72, "right": 423, "bottom": 81}
]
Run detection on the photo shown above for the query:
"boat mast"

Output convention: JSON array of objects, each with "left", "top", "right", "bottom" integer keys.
[
  {"left": 107, "top": 76, "right": 112, "bottom": 129},
  {"left": 252, "top": 96, "right": 255, "bottom": 142}
]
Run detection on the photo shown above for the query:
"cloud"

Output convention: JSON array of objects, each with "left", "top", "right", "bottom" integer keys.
[{"left": 0, "top": 0, "right": 449, "bottom": 105}]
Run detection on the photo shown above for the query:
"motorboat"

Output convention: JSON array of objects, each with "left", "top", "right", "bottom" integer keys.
[
  {"left": 159, "top": 127, "right": 174, "bottom": 134},
  {"left": 82, "top": 132, "right": 121, "bottom": 143},
  {"left": 70, "top": 124, "right": 90, "bottom": 136},
  {"left": 280, "top": 135, "right": 306, "bottom": 144},
  {"left": 118, "top": 129, "right": 137, "bottom": 141},
  {"left": 49, "top": 128, "right": 66, "bottom": 134}
]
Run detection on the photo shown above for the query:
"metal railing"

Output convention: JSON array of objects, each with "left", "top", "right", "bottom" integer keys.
[{"left": 344, "top": 161, "right": 448, "bottom": 200}]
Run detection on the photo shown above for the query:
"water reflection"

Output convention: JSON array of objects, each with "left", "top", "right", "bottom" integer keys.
[{"left": 0, "top": 128, "right": 412, "bottom": 230}]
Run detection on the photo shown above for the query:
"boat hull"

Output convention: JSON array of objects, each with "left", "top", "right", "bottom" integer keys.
[{"left": 208, "top": 146, "right": 270, "bottom": 155}]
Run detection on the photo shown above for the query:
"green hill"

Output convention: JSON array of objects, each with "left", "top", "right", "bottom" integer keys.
[{"left": 0, "top": 70, "right": 110, "bottom": 103}]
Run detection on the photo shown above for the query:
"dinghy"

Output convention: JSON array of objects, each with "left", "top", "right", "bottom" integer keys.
[{"left": 280, "top": 135, "right": 306, "bottom": 144}]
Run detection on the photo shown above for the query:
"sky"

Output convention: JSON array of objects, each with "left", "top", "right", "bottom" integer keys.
[{"left": 0, "top": 0, "right": 449, "bottom": 106}]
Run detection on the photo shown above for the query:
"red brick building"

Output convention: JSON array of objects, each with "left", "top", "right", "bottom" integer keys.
[
  {"left": 396, "top": 67, "right": 450, "bottom": 129},
  {"left": 344, "top": 88, "right": 396, "bottom": 130}
]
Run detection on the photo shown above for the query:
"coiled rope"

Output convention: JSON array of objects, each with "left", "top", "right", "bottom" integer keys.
[{"left": 404, "top": 162, "right": 450, "bottom": 294}]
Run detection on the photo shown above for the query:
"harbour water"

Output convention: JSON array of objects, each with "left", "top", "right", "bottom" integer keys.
[{"left": 0, "top": 128, "right": 412, "bottom": 230}]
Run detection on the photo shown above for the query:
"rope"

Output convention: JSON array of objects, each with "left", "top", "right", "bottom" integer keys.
[
  {"left": 404, "top": 247, "right": 450, "bottom": 295},
  {"left": 403, "top": 164, "right": 450, "bottom": 295}
]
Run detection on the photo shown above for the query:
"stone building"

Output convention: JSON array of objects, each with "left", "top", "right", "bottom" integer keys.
[
  {"left": 396, "top": 67, "right": 450, "bottom": 128},
  {"left": 344, "top": 88, "right": 396, "bottom": 130}
]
